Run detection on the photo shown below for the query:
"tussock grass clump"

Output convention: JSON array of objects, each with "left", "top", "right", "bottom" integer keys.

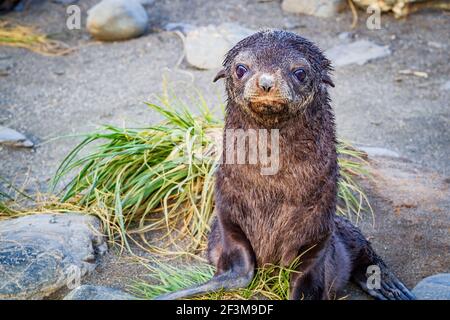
[
  {"left": 0, "top": 20, "right": 72, "bottom": 56},
  {"left": 53, "top": 95, "right": 222, "bottom": 255},
  {"left": 52, "top": 93, "right": 371, "bottom": 256}
]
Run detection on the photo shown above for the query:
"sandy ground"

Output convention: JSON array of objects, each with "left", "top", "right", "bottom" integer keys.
[
  {"left": 342, "top": 156, "right": 450, "bottom": 299},
  {"left": 0, "top": 0, "right": 449, "bottom": 299}
]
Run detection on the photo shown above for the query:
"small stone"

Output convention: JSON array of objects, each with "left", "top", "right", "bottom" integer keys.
[
  {"left": 0, "top": 126, "right": 34, "bottom": 148},
  {"left": 326, "top": 39, "right": 391, "bottom": 67},
  {"left": 412, "top": 274, "right": 450, "bottom": 300},
  {"left": 281, "top": 0, "right": 346, "bottom": 18},
  {"left": 398, "top": 69, "right": 428, "bottom": 78},
  {"left": 358, "top": 146, "right": 400, "bottom": 158},
  {"left": 64, "top": 285, "right": 136, "bottom": 300},
  {"left": 53, "top": 70, "right": 65, "bottom": 76},
  {"left": 184, "top": 23, "right": 254, "bottom": 70},
  {"left": 87, "top": 0, "right": 149, "bottom": 41},
  {"left": 427, "top": 41, "right": 444, "bottom": 49},
  {"left": 0, "top": 213, "right": 106, "bottom": 299},
  {"left": 163, "top": 22, "right": 195, "bottom": 35},
  {"left": 0, "top": 60, "right": 13, "bottom": 77},
  {"left": 281, "top": 19, "right": 306, "bottom": 30}
]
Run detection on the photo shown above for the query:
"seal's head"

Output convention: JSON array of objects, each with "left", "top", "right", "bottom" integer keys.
[{"left": 214, "top": 30, "right": 334, "bottom": 125}]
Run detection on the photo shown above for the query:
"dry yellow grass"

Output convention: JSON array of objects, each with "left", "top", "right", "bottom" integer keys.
[{"left": 0, "top": 20, "right": 72, "bottom": 56}]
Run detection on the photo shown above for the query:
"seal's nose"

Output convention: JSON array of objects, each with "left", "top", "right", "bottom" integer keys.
[{"left": 258, "top": 74, "right": 275, "bottom": 92}]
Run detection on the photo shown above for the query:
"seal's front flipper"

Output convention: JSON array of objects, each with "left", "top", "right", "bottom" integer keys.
[
  {"left": 155, "top": 220, "right": 256, "bottom": 300},
  {"left": 154, "top": 269, "right": 254, "bottom": 300}
]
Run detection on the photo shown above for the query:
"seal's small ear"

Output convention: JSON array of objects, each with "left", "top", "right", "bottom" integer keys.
[
  {"left": 322, "top": 74, "right": 335, "bottom": 87},
  {"left": 213, "top": 69, "right": 226, "bottom": 82}
]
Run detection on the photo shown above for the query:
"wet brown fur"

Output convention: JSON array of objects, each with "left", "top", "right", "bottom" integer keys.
[
  {"left": 206, "top": 30, "right": 414, "bottom": 300},
  {"left": 155, "top": 30, "right": 414, "bottom": 300}
]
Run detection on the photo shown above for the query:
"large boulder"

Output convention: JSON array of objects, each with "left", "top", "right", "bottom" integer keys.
[
  {"left": 64, "top": 285, "right": 136, "bottom": 300},
  {"left": 326, "top": 39, "right": 391, "bottom": 67},
  {"left": 184, "top": 23, "right": 254, "bottom": 70},
  {"left": 281, "top": 0, "right": 346, "bottom": 18},
  {"left": 86, "top": 0, "right": 149, "bottom": 41},
  {"left": 412, "top": 274, "right": 450, "bottom": 300},
  {"left": 0, "top": 213, "right": 106, "bottom": 299}
]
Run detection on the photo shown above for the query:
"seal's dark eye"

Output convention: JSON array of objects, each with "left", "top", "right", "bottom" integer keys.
[
  {"left": 236, "top": 64, "right": 248, "bottom": 79},
  {"left": 294, "top": 68, "right": 307, "bottom": 82}
]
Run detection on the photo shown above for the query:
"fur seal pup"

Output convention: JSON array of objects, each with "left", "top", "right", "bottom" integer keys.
[{"left": 156, "top": 30, "right": 414, "bottom": 300}]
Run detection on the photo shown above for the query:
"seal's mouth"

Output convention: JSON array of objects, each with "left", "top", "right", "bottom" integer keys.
[{"left": 247, "top": 97, "right": 288, "bottom": 115}]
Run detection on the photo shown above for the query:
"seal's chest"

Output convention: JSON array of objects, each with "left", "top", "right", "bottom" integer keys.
[{"left": 239, "top": 197, "right": 303, "bottom": 265}]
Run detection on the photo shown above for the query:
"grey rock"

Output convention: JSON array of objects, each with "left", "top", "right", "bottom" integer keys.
[
  {"left": 281, "top": 20, "right": 306, "bottom": 30},
  {"left": 185, "top": 23, "right": 254, "bottom": 70},
  {"left": 0, "top": 126, "right": 34, "bottom": 148},
  {"left": 87, "top": 0, "right": 149, "bottom": 41},
  {"left": 64, "top": 285, "right": 136, "bottom": 300},
  {"left": 412, "top": 274, "right": 450, "bottom": 300},
  {"left": 281, "top": 0, "right": 346, "bottom": 18},
  {"left": 53, "top": 70, "right": 65, "bottom": 76},
  {"left": 326, "top": 40, "right": 391, "bottom": 67},
  {"left": 0, "top": 213, "right": 106, "bottom": 299},
  {"left": 163, "top": 22, "right": 195, "bottom": 35},
  {"left": 427, "top": 41, "right": 444, "bottom": 49},
  {"left": 359, "top": 146, "right": 400, "bottom": 158}
]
